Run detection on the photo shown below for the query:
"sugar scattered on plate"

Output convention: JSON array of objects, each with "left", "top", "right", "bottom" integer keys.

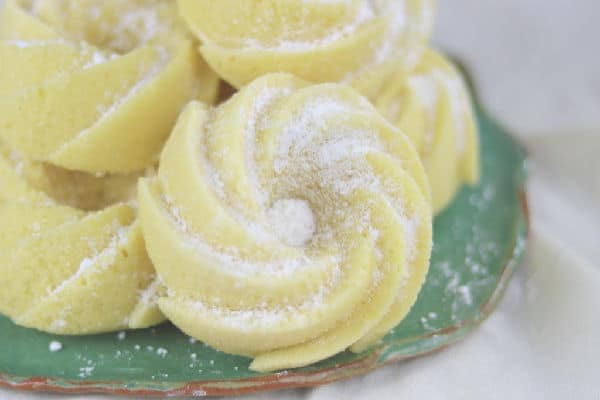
[
  {"left": 78, "top": 366, "right": 95, "bottom": 378},
  {"left": 156, "top": 347, "right": 168, "bottom": 357},
  {"left": 49, "top": 341, "right": 62, "bottom": 352}
]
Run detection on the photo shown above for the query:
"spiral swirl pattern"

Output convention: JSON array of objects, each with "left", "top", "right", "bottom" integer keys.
[
  {"left": 375, "top": 49, "right": 480, "bottom": 213},
  {"left": 0, "top": 141, "right": 164, "bottom": 333},
  {"left": 138, "top": 74, "right": 433, "bottom": 371},
  {"left": 0, "top": 0, "right": 219, "bottom": 173},
  {"left": 178, "top": 0, "right": 435, "bottom": 99}
]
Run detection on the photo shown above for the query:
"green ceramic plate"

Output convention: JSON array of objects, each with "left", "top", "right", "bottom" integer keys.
[{"left": 0, "top": 95, "right": 528, "bottom": 397}]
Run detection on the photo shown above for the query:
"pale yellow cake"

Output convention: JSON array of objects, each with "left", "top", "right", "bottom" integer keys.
[
  {"left": 374, "top": 49, "right": 480, "bottom": 213},
  {"left": 178, "top": 0, "right": 436, "bottom": 99},
  {"left": 138, "top": 74, "right": 433, "bottom": 371},
  {"left": 0, "top": 0, "right": 219, "bottom": 173},
  {"left": 0, "top": 0, "right": 478, "bottom": 371},
  {"left": 0, "top": 142, "right": 166, "bottom": 333}
]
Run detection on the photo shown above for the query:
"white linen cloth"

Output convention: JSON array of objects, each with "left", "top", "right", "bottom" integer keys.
[{"left": 2, "top": 0, "right": 599, "bottom": 398}]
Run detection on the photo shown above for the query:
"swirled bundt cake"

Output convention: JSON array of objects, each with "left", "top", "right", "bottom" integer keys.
[
  {"left": 0, "top": 0, "right": 219, "bottom": 173},
  {"left": 178, "top": 0, "right": 435, "bottom": 99},
  {"left": 138, "top": 74, "right": 433, "bottom": 371},
  {"left": 0, "top": 141, "right": 165, "bottom": 333},
  {"left": 374, "top": 50, "right": 479, "bottom": 213}
]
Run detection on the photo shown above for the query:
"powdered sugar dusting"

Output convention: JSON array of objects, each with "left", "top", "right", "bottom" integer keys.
[
  {"left": 155, "top": 77, "right": 429, "bottom": 342},
  {"left": 166, "top": 199, "right": 340, "bottom": 278},
  {"left": 273, "top": 98, "right": 355, "bottom": 174},
  {"left": 371, "top": 0, "right": 408, "bottom": 67},
  {"left": 134, "top": 277, "right": 163, "bottom": 307},
  {"left": 243, "top": 87, "right": 292, "bottom": 208},
  {"left": 408, "top": 74, "right": 439, "bottom": 147},
  {"left": 182, "top": 87, "right": 420, "bottom": 278},
  {"left": 441, "top": 70, "right": 474, "bottom": 154},
  {"left": 341, "top": 0, "right": 430, "bottom": 83},
  {"left": 49, "top": 221, "right": 130, "bottom": 298},
  {"left": 2, "top": 39, "right": 69, "bottom": 48},
  {"left": 409, "top": 68, "right": 472, "bottom": 154},
  {"left": 65, "top": 47, "right": 170, "bottom": 147},
  {"left": 204, "top": 1, "right": 376, "bottom": 52},
  {"left": 193, "top": 88, "right": 293, "bottom": 246},
  {"left": 176, "top": 266, "right": 342, "bottom": 331},
  {"left": 267, "top": 199, "right": 316, "bottom": 247},
  {"left": 402, "top": 213, "right": 420, "bottom": 263},
  {"left": 107, "top": 6, "right": 164, "bottom": 52},
  {"left": 29, "top": 1, "right": 181, "bottom": 54}
]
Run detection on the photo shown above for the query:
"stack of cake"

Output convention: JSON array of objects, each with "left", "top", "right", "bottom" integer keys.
[{"left": 0, "top": 0, "right": 478, "bottom": 372}]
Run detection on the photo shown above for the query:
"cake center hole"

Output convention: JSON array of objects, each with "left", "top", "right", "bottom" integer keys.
[{"left": 267, "top": 199, "right": 316, "bottom": 247}]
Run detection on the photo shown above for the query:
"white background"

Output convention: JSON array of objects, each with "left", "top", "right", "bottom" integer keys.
[
  {"left": 2, "top": 1, "right": 599, "bottom": 399},
  {"left": 435, "top": 0, "right": 600, "bottom": 137}
]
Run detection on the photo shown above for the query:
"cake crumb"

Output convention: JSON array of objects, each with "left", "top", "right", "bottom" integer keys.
[{"left": 117, "top": 331, "right": 126, "bottom": 340}]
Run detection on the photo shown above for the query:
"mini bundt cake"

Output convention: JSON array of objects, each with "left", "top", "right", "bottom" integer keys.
[
  {"left": 138, "top": 74, "right": 433, "bottom": 371},
  {"left": 0, "top": 141, "right": 165, "bottom": 333},
  {"left": 178, "top": 0, "right": 436, "bottom": 99},
  {"left": 374, "top": 49, "right": 480, "bottom": 213},
  {"left": 0, "top": 0, "right": 219, "bottom": 173}
]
